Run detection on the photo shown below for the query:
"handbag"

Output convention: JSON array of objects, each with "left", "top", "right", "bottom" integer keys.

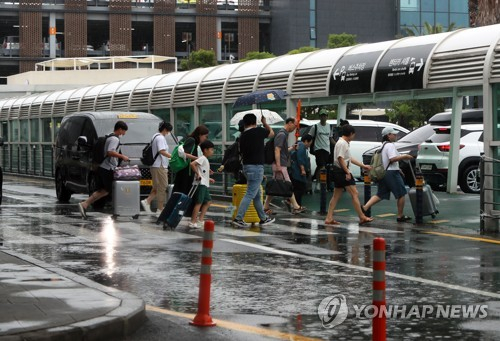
[
  {"left": 265, "top": 178, "right": 294, "bottom": 197},
  {"left": 113, "top": 165, "right": 141, "bottom": 180}
]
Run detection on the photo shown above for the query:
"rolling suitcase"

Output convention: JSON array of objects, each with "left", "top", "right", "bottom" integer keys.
[
  {"left": 156, "top": 185, "right": 197, "bottom": 230},
  {"left": 112, "top": 180, "right": 140, "bottom": 219},
  {"left": 232, "top": 184, "right": 263, "bottom": 224},
  {"left": 407, "top": 162, "right": 439, "bottom": 218}
]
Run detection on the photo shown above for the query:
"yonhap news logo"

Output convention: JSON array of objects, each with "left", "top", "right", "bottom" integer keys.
[
  {"left": 318, "top": 295, "right": 489, "bottom": 329},
  {"left": 317, "top": 295, "right": 349, "bottom": 328}
]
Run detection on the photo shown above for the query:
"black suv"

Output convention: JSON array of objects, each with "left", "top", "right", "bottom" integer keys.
[
  {"left": 55, "top": 111, "right": 162, "bottom": 207},
  {"left": 362, "top": 109, "right": 483, "bottom": 187}
]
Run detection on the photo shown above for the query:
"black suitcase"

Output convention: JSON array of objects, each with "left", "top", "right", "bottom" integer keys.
[{"left": 156, "top": 185, "right": 197, "bottom": 230}]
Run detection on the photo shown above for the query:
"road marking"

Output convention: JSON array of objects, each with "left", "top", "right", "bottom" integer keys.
[
  {"left": 376, "top": 213, "right": 396, "bottom": 218},
  {"left": 428, "top": 220, "right": 450, "bottom": 224},
  {"left": 334, "top": 208, "right": 350, "bottom": 213},
  {"left": 221, "top": 239, "right": 500, "bottom": 299},
  {"left": 423, "top": 231, "right": 500, "bottom": 245},
  {"left": 145, "top": 305, "right": 322, "bottom": 341}
]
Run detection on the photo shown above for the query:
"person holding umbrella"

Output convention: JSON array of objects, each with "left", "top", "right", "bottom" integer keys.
[{"left": 232, "top": 113, "right": 275, "bottom": 228}]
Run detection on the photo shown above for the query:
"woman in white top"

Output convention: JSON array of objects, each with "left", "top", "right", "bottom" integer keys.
[
  {"left": 361, "top": 127, "right": 413, "bottom": 222},
  {"left": 325, "top": 124, "right": 373, "bottom": 226}
]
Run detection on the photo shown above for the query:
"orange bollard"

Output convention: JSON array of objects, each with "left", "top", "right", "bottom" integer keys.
[
  {"left": 373, "top": 237, "right": 386, "bottom": 341},
  {"left": 190, "top": 220, "right": 217, "bottom": 327}
]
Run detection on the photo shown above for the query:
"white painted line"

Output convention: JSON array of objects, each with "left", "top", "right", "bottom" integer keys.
[{"left": 221, "top": 239, "right": 500, "bottom": 299}]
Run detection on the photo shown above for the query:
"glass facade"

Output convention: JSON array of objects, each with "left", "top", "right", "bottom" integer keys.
[{"left": 399, "top": 0, "right": 469, "bottom": 35}]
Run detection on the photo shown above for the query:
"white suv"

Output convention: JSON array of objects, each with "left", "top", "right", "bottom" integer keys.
[{"left": 416, "top": 124, "right": 483, "bottom": 193}]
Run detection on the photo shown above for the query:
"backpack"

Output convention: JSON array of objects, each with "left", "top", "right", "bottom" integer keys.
[
  {"left": 222, "top": 139, "right": 241, "bottom": 173},
  {"left": 169, "top": 141, "right": 195, "bottom": 173},
  {"left": 369, "top": 142, "right": 389, "bottom": 182},
  {"left": 92, "top": 133, "right": 115, "bottom": 165},
  {"left": 141, "top": 134, "right": 160, "bottom": 166},
  {"left": 264, "top": 138, "right": 275, "bottom": 165}
]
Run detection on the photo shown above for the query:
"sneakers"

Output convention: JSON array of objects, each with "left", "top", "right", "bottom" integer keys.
[
  {"left": 188, "top": 221, "right": 200, "bottom": 229},
  {"left": 141, "top": 199, "right": 152, "bottom": 214},
  {"left": 77, "top": 202, "right": 87, "bottom": 219},
  {"left": 259, "top": 217, "right": 275, "bottom": 226},
  {"left": 232, "top": 219, "right": 248, "bottom": 228}
]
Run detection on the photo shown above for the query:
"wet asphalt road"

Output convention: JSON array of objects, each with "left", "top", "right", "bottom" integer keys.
[{"left": 1, "top": 175, "right": 500, "bottom": 340}]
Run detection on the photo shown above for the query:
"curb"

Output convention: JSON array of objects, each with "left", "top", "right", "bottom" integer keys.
[{"left": 0, "top": 248, "right": 146, "bottom": 341}]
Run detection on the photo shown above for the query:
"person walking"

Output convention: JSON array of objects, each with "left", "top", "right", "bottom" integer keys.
[
  {"left": 361, "top": 127, "right": 413, "bottom": 222},
  {"left": 172, "top": 125, "right": 209, "bottom": 195},
  {"left": 189, "top": 140, "right": 216, "bottom": 228},
  {"left": 290, "top": 134, "right": 313, "bottom": 206},
  {"left": 141, "top": 121, "right": 173, "bottom": 214},
  {"left": 263, "top": 117, "right": 305, "bottom": 214},
  {"left": 310, "top": 110, "right": 334, "bottom": 181},
  {"left": 78, "top": 121, "right": 130, "bottom": 218},
  {"left": 232, "top": 113, "right": 275, "bottom": 228},
  {"left": 324, "top": 124, "right": 373, "bottom": 225}
]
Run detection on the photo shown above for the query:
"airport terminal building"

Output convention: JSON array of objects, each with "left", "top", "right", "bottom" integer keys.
[{"left": 0, "top": 0, "right": 469, "bottom": 77}]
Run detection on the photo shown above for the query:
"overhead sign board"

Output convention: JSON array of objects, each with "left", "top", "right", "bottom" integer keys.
[
  {"left": 374, "top": 43, "right": 435, "bottom": 92},
  {"left": 329, "top": 51, "right": 382, "bottom": 95}
]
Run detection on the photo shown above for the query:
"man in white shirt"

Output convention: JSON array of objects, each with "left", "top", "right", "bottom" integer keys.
[
  {"left": 310, "top": 110, "right": 334, "bottom": 181},
  {"left": 361, "top": 127, "right": 414, "bottom": 222},
  {"left": 141, "top": 122, "right": 173, "bottom": 213}
]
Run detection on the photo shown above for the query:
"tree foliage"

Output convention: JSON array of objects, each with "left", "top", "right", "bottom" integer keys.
[
  {"left": 475, "top": 0, "right": 500, "bottom": 26},
  {"left": 240, "top": 51, "right": 276, "bottom": 62},
  {"left": 387, "top": 99, "right": 445, "bottom": 129},
  {"left": 327, "top": 33, "right": 357, "bottom": 48},
  {"left": 180, "top": 49, "right": 217, "bottom": 70},
  {"left": 288, "top": 46, "right": 319, "bottom": 55}
]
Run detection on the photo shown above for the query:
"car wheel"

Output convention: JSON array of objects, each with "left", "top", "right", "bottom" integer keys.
[
  {"left": 459, "top": 164, "right": 481, "bottom": 194},
  {"left": 88, "top": 173, "right": 107, "bottom": 210},
  {"left": 55, "top": 169, "right": 72, "bottom": 202}
]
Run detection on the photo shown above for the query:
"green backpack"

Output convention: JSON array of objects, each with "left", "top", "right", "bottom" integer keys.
[
  {"left": 369, "top": 142, "right": 389, "bottom": 182},
  {"left": 169, "top": 142, "right": 195, "bottom": 173}
]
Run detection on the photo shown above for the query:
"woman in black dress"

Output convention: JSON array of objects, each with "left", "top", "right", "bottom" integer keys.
[{"left": 173, "top": 125, "right": 209, "bottom": 194}]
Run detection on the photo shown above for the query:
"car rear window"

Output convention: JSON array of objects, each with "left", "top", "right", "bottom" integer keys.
[
  {"left": 398, "top": 124, "right": 435, "bottom": 143},
  {"left": 425, "top": 128, "right": 480, "bottom": 143}
]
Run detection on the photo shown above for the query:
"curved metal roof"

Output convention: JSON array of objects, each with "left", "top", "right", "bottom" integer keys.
[{"left": 1, "top": 23, "right": 500, "bottom": 117}]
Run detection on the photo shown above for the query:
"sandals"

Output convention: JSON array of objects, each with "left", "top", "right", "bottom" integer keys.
[
  {"left": 324, "top": 220, "right": 341, "bottom": 225},
  {"left": 359, "top": 217, "right": 374, "bottom": 225},
  {"left": 264, "top": 208, "right": 273, "bottom": 215},
  {"left": 292, "top": 206, "right": 307, "bottom": 214},
  {"left": 397, "top": 215, "right": 412, "bottom": 222},
  {"left": 360, "top": 205, "right": 370, "bottom": 217}
]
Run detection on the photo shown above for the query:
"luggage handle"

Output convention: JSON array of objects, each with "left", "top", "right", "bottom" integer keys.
[{"left": 187, "top": 183, "right": 199, "bottom": 198}]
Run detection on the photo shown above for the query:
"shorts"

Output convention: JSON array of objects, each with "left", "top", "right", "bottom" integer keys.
[
  {"left": 314, "top": 149, "right": 330, "bottom": 168},
  {"left": 97, "top": 167, "right": 114, "bottom": 193},
  {"left": 332, "top": 166, "right": 356, "bottom": 188},
  {"left": 376, "top": 170, "right": 407, "bottom": 200},
  {"left": 194, "top": 184, "right": 211, "bottom": 204},
  {"left": 271, "top": 164, "right": 291, "bottom": 182}
]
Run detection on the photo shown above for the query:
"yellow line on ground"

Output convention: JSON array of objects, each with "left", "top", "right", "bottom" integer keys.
[
  {"left": 376, "top": 213, "right": 396, "bottom": 218},
  {"left": 211, "top": 203, "right": 229, "bottom": 208},
  {"left": 145, "top": 305, "right": 322, "bottom": 341},
  {"left": 334, "top": 209, "right": 350, "bottom": 213},
  {"left": 423, "top": 231, "right": 500, "bottom": 245},
  {"left": 428, "top": 220, "right": 450, "bottom": 224}
]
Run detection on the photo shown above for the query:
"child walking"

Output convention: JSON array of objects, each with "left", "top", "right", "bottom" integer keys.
[{"left": 189, "top": 140, "right": 215, "bottom": 228}]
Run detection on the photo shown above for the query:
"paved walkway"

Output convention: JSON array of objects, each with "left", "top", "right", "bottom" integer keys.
[{"left": 0, "top": 247, "right": 145, "bottom": 341}]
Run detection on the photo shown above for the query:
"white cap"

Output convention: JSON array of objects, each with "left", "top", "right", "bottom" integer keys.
[{"left": 381, "top": 127, "right": 399, "bottom": 136}]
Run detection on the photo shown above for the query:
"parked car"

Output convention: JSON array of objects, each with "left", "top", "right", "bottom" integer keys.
[
  {"left": 362, "top": 109, "right": 484, "bottom": 187},
  {"left": 54, "top": 111, "right": 167, "bottom": 208},
  {"left": 301, "top": 119, "right": 409, "bottom": 179},
  {"left": 417, "top": 124, "right": 483, "bottom": 193}
]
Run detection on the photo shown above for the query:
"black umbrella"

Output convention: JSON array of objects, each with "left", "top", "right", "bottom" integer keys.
[{"left": 232, "top": 89, "right": 288, "bottom": 108}]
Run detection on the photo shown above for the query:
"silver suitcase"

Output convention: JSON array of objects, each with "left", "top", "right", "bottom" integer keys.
[
  {"left": 112, "top": 180, "right": 140, "bottom": 219},
  {"left": 408, "top": 184, "right": 439, "bottom": 218}
]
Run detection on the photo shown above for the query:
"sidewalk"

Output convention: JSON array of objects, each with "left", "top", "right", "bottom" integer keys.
[{"left": 0, "top": 247, "right": 145, "bottom": 341}]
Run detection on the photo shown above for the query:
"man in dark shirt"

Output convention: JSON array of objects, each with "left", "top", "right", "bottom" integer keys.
[{"left": 232, "top": 113, "right": 275, "bottom": 228}]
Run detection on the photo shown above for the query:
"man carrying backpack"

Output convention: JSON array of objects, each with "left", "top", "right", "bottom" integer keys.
[
  {"left": 141, "top": 121, "right": 173, "bottom": 214},
  {"left": 361, "top": 127, "right": 413, "bottom": 222},
  {"left": 232, "top": 113, "right": 275, "bottom": 228},
  {"left": 78, "top": 121, "right": 129, "bottom": 219}
]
